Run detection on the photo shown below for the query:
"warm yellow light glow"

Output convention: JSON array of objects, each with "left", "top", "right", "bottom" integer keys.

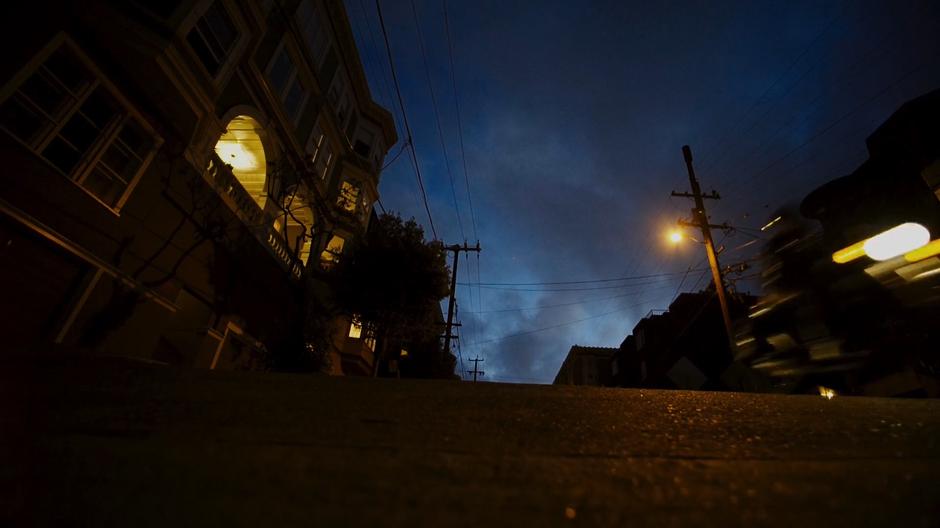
[
  {"left": 669, "top": 230, "right": 683, "bottom": 244},
  {"left": 761, "top": 216, "right": 782, "bottom": 232},
  {"left": 818, "top": 386, "right": 836, "bottom": 400},
  {"left": 348, "top": 316, "right": 363, "bottom": 339},
  {"left": 320, "top": 235, "right": 346, "bottom": 266},
  {"left": 214, "top": 115, "right": 268, "bottom": 209},
  {"left": 832, "top": 240, "right": 867, "bottom": 264},
  {"left": 215, "top": 140, "right": 260, "bottom": 171},
  {"left": 863, "top": 223, "right": 930, "bottom": 261},
  {"left": 834, "top": 223, "right": 932, "bottom": 264},
  {"left": 904, "top": 239, "right": 940, "bottom": 263},
  {"left": 400, "top": 348, "right": 409, "bottom": 358},
  {"left": 337, "top": 181, "right": 361, "bottom": 213}
]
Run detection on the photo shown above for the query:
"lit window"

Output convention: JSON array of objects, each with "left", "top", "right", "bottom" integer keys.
[
  {"left": 186, "top": 1, "right": 237, "bottom": 78},
  {"left": 0, "top": 40, "right": 157, "bottom": 210},
  {"left": 400, "top": 348, "right": 409, "bottom": 358},
  {"left": 348, "top": 315, "right": 362, "bottom": 338},
  {"left": 364, "top": 336, "right": 376, "bottom": 352},
  {"left": 337, "top": 181, "right": 360, "bottom": 213},
  {"left": 320, "top": 235, "right": 345, "bottom": 267},
  {"left": 267, "top": 45, "right": 308, "bottom": 123}
]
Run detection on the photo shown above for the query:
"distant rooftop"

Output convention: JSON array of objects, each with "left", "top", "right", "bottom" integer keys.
[{"left": 567, "top": 346, "right": 618, "bottom": 357}]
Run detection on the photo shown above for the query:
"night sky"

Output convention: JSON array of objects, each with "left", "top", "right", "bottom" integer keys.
[{"left": 345, "top": 0, "right": 940, "bottom": 383}]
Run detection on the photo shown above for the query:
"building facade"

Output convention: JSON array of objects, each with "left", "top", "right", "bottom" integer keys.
[
  {"left": 553, "top": 346, "right": 617, "bottom": 386},
  {"left": 555, "top": 289, "right": 760, "bottom": 391},
  {"left": 612, "top": 290, "right": 758, "bottom": 390},
  {"left": 0, "top": 0, "right": 396, "bottom": 373}
]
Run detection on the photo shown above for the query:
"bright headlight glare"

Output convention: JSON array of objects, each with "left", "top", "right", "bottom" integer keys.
[{"left": 862, "top": 223, "right": 930, "bottom": 261}]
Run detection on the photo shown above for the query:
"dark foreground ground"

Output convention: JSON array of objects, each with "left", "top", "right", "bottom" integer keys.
[{"left": 2, "top": 359, "right": 939, "bottom": 527}]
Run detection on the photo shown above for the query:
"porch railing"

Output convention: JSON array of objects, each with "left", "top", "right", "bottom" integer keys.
[{"left": 204, "top": 153, "right": 304, "bottom": 279}]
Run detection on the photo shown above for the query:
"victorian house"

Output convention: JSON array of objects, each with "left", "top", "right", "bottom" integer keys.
[{"left": 0, "top": 0, "right": 396, "bottom": 374}]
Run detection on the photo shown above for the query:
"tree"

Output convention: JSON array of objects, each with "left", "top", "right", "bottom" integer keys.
[{"left": 328, "top": 213, "right": 452, "bottom": 377}]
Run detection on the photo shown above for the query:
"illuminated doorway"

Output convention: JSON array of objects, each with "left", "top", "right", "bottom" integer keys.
[{"left": 214, "top": 115, "right": 268, "bottom": 209}]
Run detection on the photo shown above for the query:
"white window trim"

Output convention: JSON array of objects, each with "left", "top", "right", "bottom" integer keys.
[
  {"left": 181, "top": 0, "right": 249, "bottom": 87},
  {"left": 265, "top": 39, "right": 312, "bottom": 126},
  {"left": 0, "top": 33, "right": 163, "bottom": 214},
  {"left": 306, "top": 117, "right": 337, "bottom": 182},
  {"left": 294, "top": 0, "right": 333, "bottom": 72}
]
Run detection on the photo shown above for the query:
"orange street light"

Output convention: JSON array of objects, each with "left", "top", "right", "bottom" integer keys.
[{"left": 668, "top": 230, "right": 683, "bottom": 244}]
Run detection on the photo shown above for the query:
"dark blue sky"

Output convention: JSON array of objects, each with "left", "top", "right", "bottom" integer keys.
[{"left": 345, "top": 0, "right": 940, "bottom": 383}]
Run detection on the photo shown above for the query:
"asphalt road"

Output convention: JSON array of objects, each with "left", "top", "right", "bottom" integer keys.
[{"left": 3, "top": 359, "right": 939, "bottom": 527}]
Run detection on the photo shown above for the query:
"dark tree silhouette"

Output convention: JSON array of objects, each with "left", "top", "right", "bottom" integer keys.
[{"left": 328, "top": 213, "right": 452, "bottom": 377}]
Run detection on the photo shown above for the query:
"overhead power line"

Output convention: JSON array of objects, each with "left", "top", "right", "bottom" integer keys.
[
  {"left": 470, "top": 279, "right": 687, "bottom": 292},
  {"left": 374, "top": 0, "right": 438, "bottom": 240},
  {"left": 739, "top": 52, "right": 939, "bottom": 189},
  {"left": 409, "top": 0, "right": 465, "bottom": 240},
  {"left": 380, "top": 137, "right": 410, "bottom": 171},
  {"left": 442, "top": 0, "right": 479, "bottom": 243},
  {"left": 356, "top": 0, "right": 402, "bottom": 135},
  {"left": 465, "top": 297, "right": 662, "bottom": 348},
  {"left": 349, "top": 0, "right": 396, "bottom": 122},
  {"left": 464, "top": 282, "right": 679, "bottom": 314},
  {"left": 700, "top": 10, "right": 846, "bottom": 171},
  {"left": 459, "top": 268, "right": 708, "bottom": 287},
  {"left": 715, "top": 9, "right": 940, "bottom": 199}
]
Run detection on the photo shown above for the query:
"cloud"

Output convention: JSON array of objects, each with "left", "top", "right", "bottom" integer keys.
[{"left": 367, "top": 0, "right": 940, "bottom": 382}]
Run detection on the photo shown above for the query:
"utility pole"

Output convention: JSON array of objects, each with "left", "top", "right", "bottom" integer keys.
[
  {"left": 443, "top": 242, "right": 481, "bottom": 360},
  {"left": 671, "top": 145, "right": 736, "bottom": 354},
  {"left": 467, "top": 357, "right": 485, "bottom": 382}
]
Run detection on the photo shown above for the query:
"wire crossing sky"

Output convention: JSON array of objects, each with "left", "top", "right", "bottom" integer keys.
[{"left": 347, "top": 0, "right": 940, "bottom": 383}]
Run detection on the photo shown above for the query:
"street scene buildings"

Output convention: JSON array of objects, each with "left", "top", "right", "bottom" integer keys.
[
  {"left": 3, "top": 1, "right": 940, "bottom": 525},
  {"left": 555, "top": 89, "right": 940, "bottom": 397},
  {"left": 1, "top": 0, "right": 396, "bottom": 374}
]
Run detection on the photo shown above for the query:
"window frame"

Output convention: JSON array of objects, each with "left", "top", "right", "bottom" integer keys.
[
  {"left": 0, "top": 33, "right": 162, "bottom": 214},
  {"left": 182, "top": 0, "right": 247, "bottom": 86},
  {"left": 265, "top": 39, "right": 312, "bottom": 126},
  {"left": 336, "top": 179, "right": 361, "bottom": 214},
  {"left": 348, "top": 315, "right": 363, "bottom": 339},
  {"left": 306, "top": 118, "right": 336, "bottom": 182},
  {"left": 295, "top": 0, "right": 332, "bottom": 70}
]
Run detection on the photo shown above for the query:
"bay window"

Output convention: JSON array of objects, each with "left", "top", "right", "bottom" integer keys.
[{"left": 0, "top": 38, "right": 158, "bottom": 210}]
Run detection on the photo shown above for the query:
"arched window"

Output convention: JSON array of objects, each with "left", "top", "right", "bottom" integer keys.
[{"left": 214, "top": 115, "right": 267, "bottom": 209}]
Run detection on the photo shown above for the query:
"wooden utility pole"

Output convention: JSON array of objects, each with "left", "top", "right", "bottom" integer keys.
[
  {"left": 671, "top": 145, "right": 736, "bottom": 354},
  {"left": 467, "top": 357, "right": 485, "bottom": 382},
  {"left": 443, "top": 242, "right": 480, "bottom": 359}
]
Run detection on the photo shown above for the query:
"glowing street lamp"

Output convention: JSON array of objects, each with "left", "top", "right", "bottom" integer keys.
[{"left": 668, "top": 230, "right": 683, "bottom": 244}]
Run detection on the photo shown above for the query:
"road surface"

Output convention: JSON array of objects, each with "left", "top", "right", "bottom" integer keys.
[{"left": 2, "top": 358, "right": 939, "bottom": 526}]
